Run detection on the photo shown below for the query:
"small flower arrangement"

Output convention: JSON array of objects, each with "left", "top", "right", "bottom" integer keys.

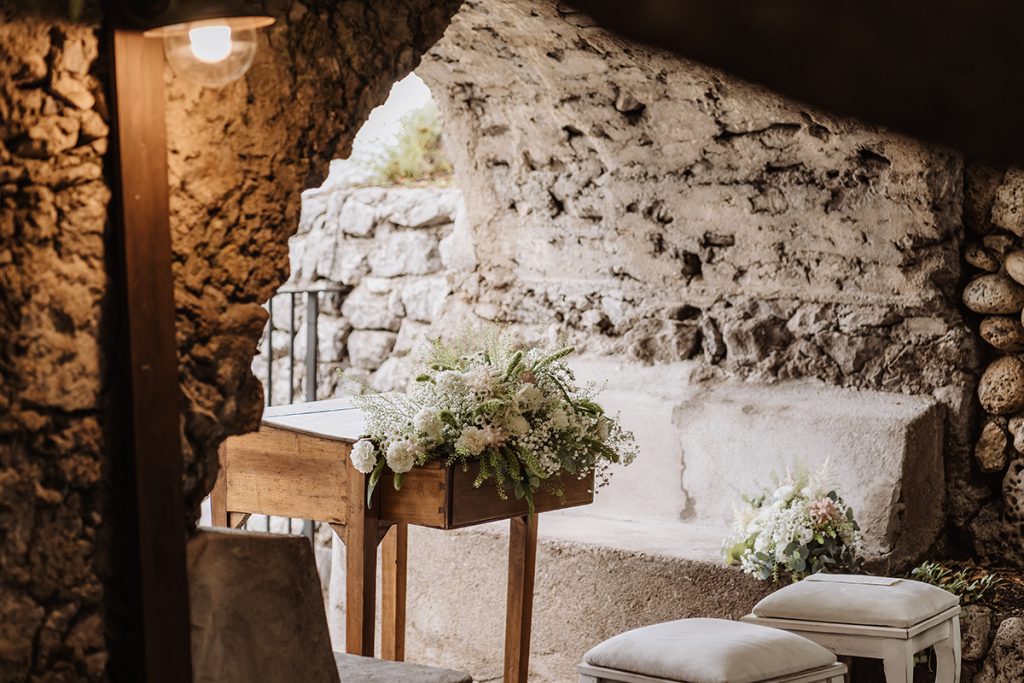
[
  {"left": 722, "top": 463, "right": 862, "bottom": 581},
  {"left": 348, "top": 329, "right": 637, "bottom": 508}
]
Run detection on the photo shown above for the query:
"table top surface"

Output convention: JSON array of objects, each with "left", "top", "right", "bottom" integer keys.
[{"left": 262, "top": 398, "right": 366, "bottom": 443}]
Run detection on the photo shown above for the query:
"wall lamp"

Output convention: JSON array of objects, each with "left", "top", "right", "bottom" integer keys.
[{"left": 121, "top": 0, "right": 276, "bottom": 87}]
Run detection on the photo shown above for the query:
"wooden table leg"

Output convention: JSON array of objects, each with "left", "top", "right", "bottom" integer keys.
[
  {"left": 381, "top": 523, "right": 408, "bottom": 661},
  {"left": 504, "top": 514, "right": 538, "bottom": 683},
  {"left": 341, "top": 465, "right": 381, "bottom": 657}
]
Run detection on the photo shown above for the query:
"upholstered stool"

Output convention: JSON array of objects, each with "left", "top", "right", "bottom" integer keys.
[
  {"left": 742, "top": 574, "right": 961, "bottom": 683},
  {"left": 578, "top": 618, "right": 848, "bottom": 683}
]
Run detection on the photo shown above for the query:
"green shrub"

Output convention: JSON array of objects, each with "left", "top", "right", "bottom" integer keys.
[
  {"left": 910, "top": 561, "right": 1002, "bottom": 604},
  {"left": 370, "top": 103, "right": 453, "bottom": 185}
]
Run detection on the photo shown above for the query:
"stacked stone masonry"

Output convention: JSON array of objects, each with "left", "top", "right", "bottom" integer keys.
[
  {"left": 253, "top": 183, "right": 462, "bottom": 403},
  {"left": 963, "top": 166, "right": 1024, "bottom": 566}
]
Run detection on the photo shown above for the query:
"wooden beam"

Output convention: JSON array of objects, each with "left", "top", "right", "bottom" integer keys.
[{"left": 108, "top": 28, "right": 193, "bottom": 683}]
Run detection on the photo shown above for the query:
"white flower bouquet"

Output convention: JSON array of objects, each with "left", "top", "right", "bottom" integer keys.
[
  {"left": 348, "top": 330, "right": 637, "bottom": 509},
  {"left": 722, "top": 463, "right": 862, "bottom": 581}
]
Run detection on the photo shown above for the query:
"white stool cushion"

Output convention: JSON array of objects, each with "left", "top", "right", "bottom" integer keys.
[
  {"left": 752, "top": 574, "right": 960, "bottom": 628},
  {"left": 582, "top": 618, "right": 836, "bottom": 683}
]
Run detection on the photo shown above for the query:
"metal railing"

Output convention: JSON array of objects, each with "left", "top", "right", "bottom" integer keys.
[
  {"left": 265, "top": 287, "right": 346, "bottom": 406},
  {"left": 240, "top": 286, "right": 347, "bottom": 542}
]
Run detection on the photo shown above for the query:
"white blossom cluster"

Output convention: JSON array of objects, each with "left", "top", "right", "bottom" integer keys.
[
  {"left": 722, "top": 463, "right": 862, "bottom": 581},
  {"left": 349, "top": 330, "right": 638, "bottom": 505}
]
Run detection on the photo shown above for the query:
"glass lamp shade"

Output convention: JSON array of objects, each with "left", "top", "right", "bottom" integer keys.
[{"left": 144, "top": 15, "right": 274, "bottom": 88}]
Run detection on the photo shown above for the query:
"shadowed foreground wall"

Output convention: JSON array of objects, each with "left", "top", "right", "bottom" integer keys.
[
  {"left": 0, "top": 0, "right": 460, "bottom": 679},
  {"left": 0, "top": 7, "right": 110, "bottom": 679}
]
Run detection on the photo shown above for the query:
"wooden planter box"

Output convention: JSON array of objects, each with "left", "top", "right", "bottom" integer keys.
[
  {"left": 218, "top": 422, "right": 594, "bottom": 530},
  {"left": 379, "top": 462, "right": 594, "bottom": 529}
]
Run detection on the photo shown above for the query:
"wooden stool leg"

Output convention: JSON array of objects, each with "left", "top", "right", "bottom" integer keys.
[
  {"left": 381, "top": 523, "right": 408, "bottom": 662},
  {"left": 504, "top": 514, "right": 538, "bottom": 683},
  {"left": 934, "top": 617, "right": 962, "bottom": 683},
  {"left": 342, "top": 465, "right": 380, "bottom": 657},
  {"left": 882, "top": 640, "right": 914, "bottom": 683}
]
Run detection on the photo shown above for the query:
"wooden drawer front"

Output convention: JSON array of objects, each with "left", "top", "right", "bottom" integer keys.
[
  {"left": 225, "top": 425, "right": 349, "bottom": 523},
  {"left": 449, "top": 467, "right": 595, "bottom": 529},
  {"left": 379, "top": 463, "right": 449, "bottom": 528}
]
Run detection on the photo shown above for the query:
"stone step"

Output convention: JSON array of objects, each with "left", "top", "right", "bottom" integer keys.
[{"left": 325, "top": 514, "right": 774, "bottom": 683}]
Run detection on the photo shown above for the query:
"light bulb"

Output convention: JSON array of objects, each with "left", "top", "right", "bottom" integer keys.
[
  {"left": 188, "top": 25, "right": 233, "bottom": 64},
  {"left": 144, "top": 16, "right": 274, "bottom": 89}
]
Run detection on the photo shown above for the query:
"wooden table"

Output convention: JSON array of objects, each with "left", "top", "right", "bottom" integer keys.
[{"left": 210, "top": 399, "right": 595, "bottom": 683}]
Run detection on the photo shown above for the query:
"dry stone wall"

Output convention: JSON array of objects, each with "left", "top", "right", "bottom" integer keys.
[{"left": 253, "top": 182, "right": 462, "bottom": 402}]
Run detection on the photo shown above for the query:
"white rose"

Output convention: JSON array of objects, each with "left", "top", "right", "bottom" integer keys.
[
  {"left": 515, "top": 384, "right": 543, "bottom": 410},
  {"left": 774, "top": 485, "right": 796, "bottom": 503},
  {"left": 413, "top": 407, "right": 444, "bottom": 440},
  {"left": 455, "top": 426, "right": 487, "bottom": 456},
  {"left": 506, "top": 412, "right": 531, "bottom": 435},
  {"left": 386, "top": 439, "right": 417, "bottom": 473},
  {"left": 350, "top": 439, "right": 377, "bottom": 474},
  {"left": 550, "top": 407, "right": 569, "bottom": 429}
]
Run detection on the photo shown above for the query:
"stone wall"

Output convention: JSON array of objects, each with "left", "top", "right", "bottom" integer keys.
[
  {"left": 261, "top": 0, "right": 994, "bottom": 569},
  {"left": 961, "top": 165, "right": 1024, "bottom": 567},
  {"left": 416, "top": 0, "right": 990, "bottom": 562},
  {"left": 253, "top": 181, "right": 462, "bottom": 402},
  {"left": 0, "top": 7, "right": 110, "bottom": 679}
]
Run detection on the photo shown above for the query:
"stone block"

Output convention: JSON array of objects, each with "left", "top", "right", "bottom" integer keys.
[
  {"left": 975, "top": 617, "right": 1024, "bottom": 683},
  {"left": 394, "top": 319, "right": 431, "bottom": 357},
  {"left": 992, "top": 169, "right": 1024, "bottom": 237},
  {"left": 439, "top": 201, "right": 477, "bottom": 271},
  {"left": 675, "top": 382, "right": 945, "bottom": 566},
  {"left": 318, "top": 241, "right": 369, "bottom": 286},
  {"left": 380, "top": 187, "right": 460, "bottom": 228},
  {"left": 347, "top": 330, "right": 397, "bottom": 370},
  {"left": 326, "top": 521, "right": 772, "bottom": 683},
  {"left": 401, "top": 276, "right": 450, "bottom": 323},
  {"left": 368, "top": 230, "right": 442, "bottom": 277},
  {"left": 961, "top": 605, "right": 994, "bottom": 661},
  {"left": 338, "top": 197, "right": 377, "bottom": 237},
  {"left": 341, "top": 282, "right": 401, "bottom": 331},
  {"left": 370, "top": 356, "right": 412, "bottom": 392}
]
